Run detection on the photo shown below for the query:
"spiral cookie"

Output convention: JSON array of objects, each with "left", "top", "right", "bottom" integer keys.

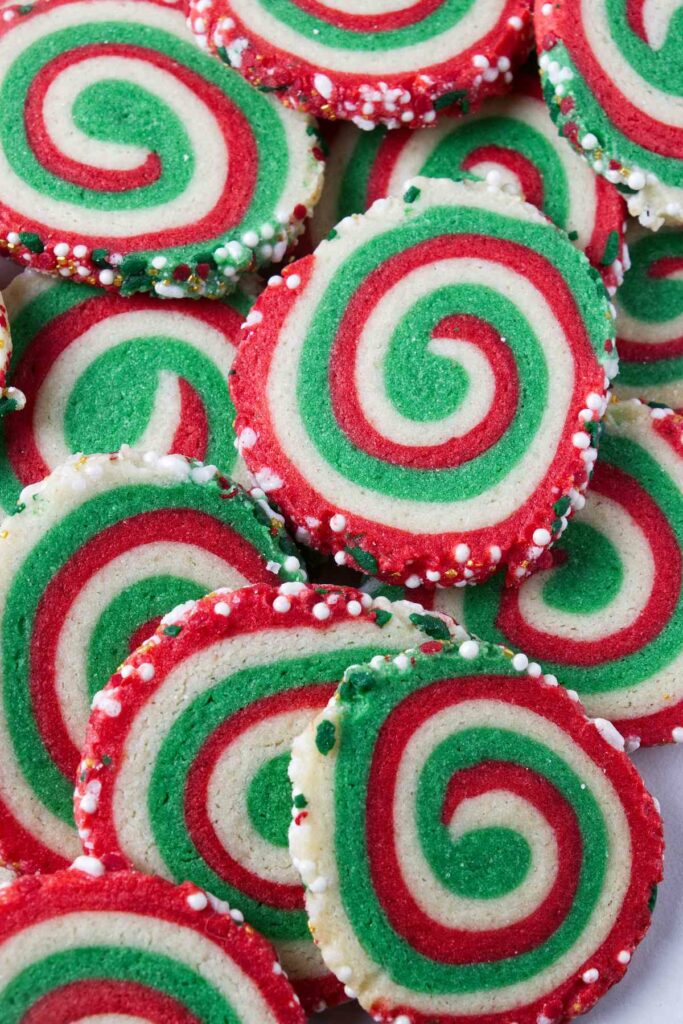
[
  {"left": 535, "top": 0, "right": 683, "bottom": 231},
  {"left": 432, "top": 400, "right": 683, "bottom": 748},
  {"left": 188, "top": 0, "right": 534, "bottom": 130},
  {"left": 0, "top": 0, "right": 323, "bottom": 298},
  {"left": 613, "top": 226, "right": 683, "bottom": 410},
  {"left": 0, "top": 866, "right": 305, "bottom": 1024},
  {"left": 0, "top": 289, "right": 24, "bottom": 415},
  {"left": 0, "top": 450, "right": 305, "bottom": 875},
  {"left": 0, "top": 271, "right": 255, "bottom": 513},
  {"left": 290, "top": 637, "right": 664, "bottom": 1024},
  {"left": 76, "top": 583, "right": 458, "bottom": 1013},
  {"left": 311, "top": 74, "right": 627, "bottom": 292},
  {"left": 233, "top": 177, "right": 617, "bottom": 588}
]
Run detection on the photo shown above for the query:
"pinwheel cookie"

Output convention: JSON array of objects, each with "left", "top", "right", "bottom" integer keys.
[
  {"left": 232, "top": 177, "right": 617, "bottom": 588},
  {"left": 0, "top": 450, "right": 305, "bottom": 874}
]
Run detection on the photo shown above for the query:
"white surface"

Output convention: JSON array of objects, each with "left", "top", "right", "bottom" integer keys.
[{"left": 313, "top": 744, "right": 683, "bottom": 1024}]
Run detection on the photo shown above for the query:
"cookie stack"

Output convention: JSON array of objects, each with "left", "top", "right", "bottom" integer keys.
[{"left": 0, "top": 1, "right": 679, "bottom": 1022}]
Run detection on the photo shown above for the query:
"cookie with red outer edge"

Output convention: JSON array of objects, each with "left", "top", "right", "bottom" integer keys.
[
  {"left": 289, "top": 635, "right": 664, "bottom": 1024},
  {"left": 232, "top": 176, "right": 617, "bottom": 588},
  {"left": 309, "top": 70, "right": 627, "bottom": 293},
  {"left": 0, "top": 271, "right": 258, "bottom": 514},
  {"left": 427, "top": 399, "right": 683, "bottom": 748},
  {"left": 0, "top": 864, "right": 305, "bottom": 1023},
  {"left": 535, "top": 0, "right": 683, "bottom": 231},
  {"left": 613, "top": 225, "right": 683, "bottom": 409},
  {"left": 187, "top": 0, "right": 533, "bottom": 130},
  {"left": 76, "top": 582, "right": 460, "bottom": 1014},
  {"left": 0, "top": 449, "right": 306, "bottom": 876},
  {"left": 0, "top": 0, "right": 324, "bottom": 298},
  {"left": 0, "top": 288, "right": 24, "bottom": 415}
]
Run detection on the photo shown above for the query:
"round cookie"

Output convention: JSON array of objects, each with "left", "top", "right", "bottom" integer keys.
[
  {"left": 535, "top": 0, "right": 683, "bottom": 231},
  {"left": 310, "top": 72, "right": 627, "bottom": 292},
  {"left": 232, "top": 176, "right": 617, "bottom": 588},
  {"left": 289, "top": 636, "right": 664, "bottom": 1024},
  {"left": 613, "top": 226, "right": 683, "bottom": 409},
  {"left": 0, "top": 288, "right": 24, "bottom": 415},
  {"left": 76, "top": 582, "right": 459, "bottom": 1013},
  {"left": 0, "top": 0, "right": 324, "bottom": 298},
  {"left": 0, "top": 864, "right": 305, "bottom": 1024},
  {"left": 430, "top": 399, "right": 683, "bottom": 748},
  {"left": 187, "top": 0, "right": 534, "bottom": 130},
  {"left": 0, "top": 271, "right": 256, "bottom": 514},
  {"left": 0, "top": 450, "right": 305, "bottom": 875}
]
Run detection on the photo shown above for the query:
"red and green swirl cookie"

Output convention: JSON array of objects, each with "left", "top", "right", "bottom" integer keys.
[
  {"left": 290, "top": 636, "right": 663, "bottom": 1024},
  {"left": 76, "top": 582, "right": 459, "bottom": 1013},
  {"left": 614, "top": 226, "right": 683, "bottom": 409},
  {"left": 0, "top": 271, "right": 256, "bottom": 513},
  {"left": 535, "top": 0, "right": 683, "bottom": 230},
  {"left": 0, "top": 450, "right": 305, "bottom": 875},
  {"left": 232, "top": 177, "right": 617, "bottom": 588},
  {"left": 0, "top": 865, "right": 305, "bottom": 1024},
  {"left": 431, "top": 399, "right": 683, "bottom": 748},
  {"left": 0, "top": 0, "right": 323, "bottom": 298},
  {"left": 311, "top": 72, "right": 626, "bottom": 292},
  {"left": 0, "top": 289, "right": 24, "bottom": 415},
  {"left": 188, "top": 0, "right": 533, "bottom": 130}
]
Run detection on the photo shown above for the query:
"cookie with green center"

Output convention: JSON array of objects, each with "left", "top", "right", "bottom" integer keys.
[
  {"left": 427, "top": 399, "right": 683, "bottom": 748},
  {"left": 310, "top": 70, "right": 627, "bottom": 293},
  {"left": 0, "top": 863, "right": 305, "bottom": 1024},
  {"left": 289, "top": 636, "right": 663, "bottom": 1024},
  {"left": 0, "top": 450, "right": 306, "bottom": 876},
  {"left": 187, "top": 0, "right": 534, "bottom": 130},
  {"left": 0, "top": 0, "right": 324, "bottom": 298},
  {"left": 76, "top": 582, "right": 459, "bottom": 1014},
  {"left": 232, "top": 176, "right": 617, "bottom": 588},
  {"left": 613, "top": 225, "right": 683, "bottom": 409},
  {"left": 535, "top": 0, "right": 683, "bottom": 231},
  {"left": 0, "top": 288, "right": 24, "bottom": 415},
  {"left": 0, "top": 271, "right": 259, "bottom": 514}
]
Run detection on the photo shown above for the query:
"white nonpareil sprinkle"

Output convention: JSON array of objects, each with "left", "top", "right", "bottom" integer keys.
[
  {"left": 582, "top": 969, "right": 600, "bottom": 984},
  {"left": 329, "top": 514, "right": 346, "bottom": 533},
  {"left": 70, "top": 855, "right": 105, "bottom": 878},
  {"left": 312, "top": 602, "right": 331, "bottom": 621},
  {"left": 512, "top": 653, "right": 529, "bottom": 672},
  {"left": 273, "top": 596, "right": 291, "bottom": 613},
  {"left": 187, "top": 891, "right": 209, "bottom": 911},
  {"left": 214, "top": 602, "right": 231, "bottom": 617},
  {"left": 459, "top": 640, "right": 479, "bottom": 660}
]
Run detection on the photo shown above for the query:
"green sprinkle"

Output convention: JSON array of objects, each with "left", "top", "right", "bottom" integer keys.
[
  {"left": 649, "top": 885, "right": 658, "bottom": 913},
  {"left": 163, "top": 625, "right": 182, "bottom": 637},
  {"left": 315, "top": 720, "right": 336, "bottom": 756},
  {"left": 601, "top": 229, "right": 620, "bottom": 266},
  {"left": 18, "top": 232, "right": 43, "bottom": 253},
  {"left": 345, "top": 546, "right": 378, "bottom": 574},
  {"left": 327, "top": 228, "right": 338, "bottom": 241},
  {"left": 293, "top": 794, "right": 307, "bottom": 809},
  {"left": 340, "top": 668, "right": 377, "bottom": 702},
  {"left": 434, "top": 89, "right": 468, "bottom": 113},
  {"left": 102, "top": 755, "right": 112, "bottom": 767},
  {"left": 403, "top": 185, "right": 421, "bottom": 204},
  {"left": 409, "top": 613, "right": 450, "bottom": 641},
  {"left": 567, "top": 230, "right": 579, "bottom": 242},
  {"left": 0, "top": 397, "right": 19, "bottom": 416},
  {"left": 373, "top": 608, "right": 392, "bottom": 628},
  {"left": 553, "top": 495, "right": 571, "bottom": 518},
  {"left": 91, "top": 248, "right": 110, "bottom": 268}
]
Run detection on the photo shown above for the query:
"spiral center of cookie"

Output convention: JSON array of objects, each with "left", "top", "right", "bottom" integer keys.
[
  {"left": 246, "top": 753, "right": 292, "bottom": 849},
  {"left": 429, "top": 825, "right": 532, "bottom": 901},
  {"left": 542, "top": 522, "right": 623, "bottom": 615}
]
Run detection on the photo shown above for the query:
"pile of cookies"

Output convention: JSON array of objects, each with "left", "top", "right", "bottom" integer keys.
[{"left": 0, "top": 1, "right": 680, "bottom": 1022}]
